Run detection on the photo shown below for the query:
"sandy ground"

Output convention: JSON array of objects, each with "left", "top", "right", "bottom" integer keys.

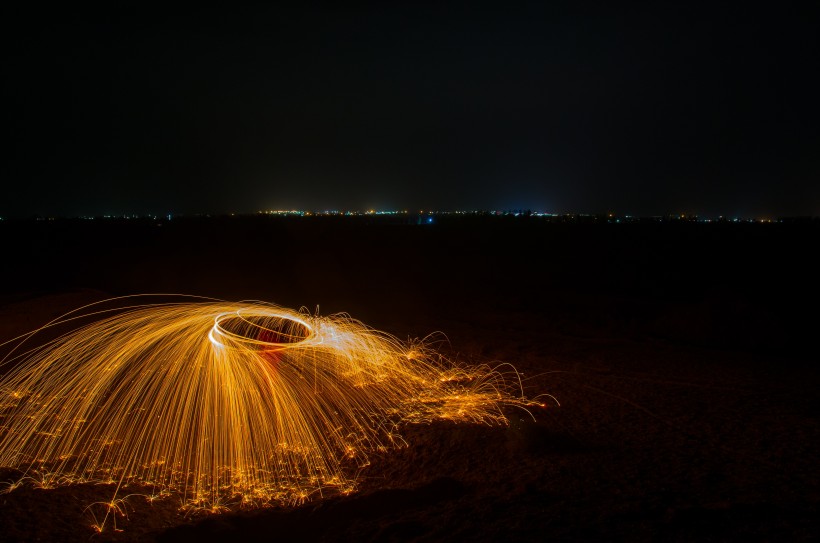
[{"left": 0, "top": 218, "right": 817, "bottom": 541}]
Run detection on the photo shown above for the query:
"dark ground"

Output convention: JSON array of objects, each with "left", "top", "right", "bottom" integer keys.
[{"left": 0, "top": 216, "right": 817, "bottom": 541}]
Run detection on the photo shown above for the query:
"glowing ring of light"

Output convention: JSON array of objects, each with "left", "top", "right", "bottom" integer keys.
[{"left": 209, "top": 310, "right": 314, "bottom": 350}]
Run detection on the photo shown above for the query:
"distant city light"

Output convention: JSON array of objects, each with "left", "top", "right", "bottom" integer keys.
[{"left": 0, "top": 210, "right": 808, "bottom": 223}]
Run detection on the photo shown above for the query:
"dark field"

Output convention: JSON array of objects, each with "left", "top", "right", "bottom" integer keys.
[{"left": 0, "top": 216, "right": 818, "bottom": 541}]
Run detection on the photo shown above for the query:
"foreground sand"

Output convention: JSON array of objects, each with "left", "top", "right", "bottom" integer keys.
[
  {"left": 0, "top": 288, "right": 816, "bottom": 542},
  {"left": 0, "top": 219, "right": 817, "bottom": 541}
]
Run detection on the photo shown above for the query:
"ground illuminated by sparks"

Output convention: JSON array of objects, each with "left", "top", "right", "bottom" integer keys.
[{"left": 0, "top": 296, "right": 547, "bottom": 531}]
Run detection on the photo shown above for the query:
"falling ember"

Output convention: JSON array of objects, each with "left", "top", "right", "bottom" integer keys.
[{"left": 0, "top": 295, "right": 546, "bottom": 530}]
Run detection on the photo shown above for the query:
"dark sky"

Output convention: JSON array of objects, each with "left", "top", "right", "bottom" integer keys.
[{"left": 4, "top": 3, "right": 819, "bottom": 218}]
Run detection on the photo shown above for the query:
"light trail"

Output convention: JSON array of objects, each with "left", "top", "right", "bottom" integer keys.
[{"left": 0, "top": 296, "right": 546, "bottom": 531}]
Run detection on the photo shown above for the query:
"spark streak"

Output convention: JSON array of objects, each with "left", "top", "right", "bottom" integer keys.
[{"left": 0, "top": 296, "right": 543, "bottom": 528}]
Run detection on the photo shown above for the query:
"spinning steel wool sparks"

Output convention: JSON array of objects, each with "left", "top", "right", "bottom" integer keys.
[{"left": 0, "top": 296, "right": 545, "bottom": 529}]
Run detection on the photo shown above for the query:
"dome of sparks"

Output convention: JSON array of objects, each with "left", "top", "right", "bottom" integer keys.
[{"left": 0, "top": 296, "right": 541, "bottom": 520}]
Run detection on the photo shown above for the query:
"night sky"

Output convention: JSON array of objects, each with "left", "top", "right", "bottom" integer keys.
[{"left": 5, "top": 3, "right": 819, "bottom": 218}]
